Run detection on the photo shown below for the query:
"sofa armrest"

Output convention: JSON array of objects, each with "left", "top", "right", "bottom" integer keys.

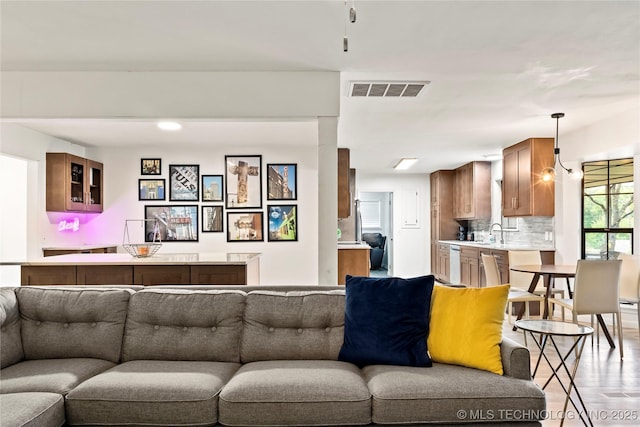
[{"left": 500, "top": 336, "right": 531, "bottom": 380}]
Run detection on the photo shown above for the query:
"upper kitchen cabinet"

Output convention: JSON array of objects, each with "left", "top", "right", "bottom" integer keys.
[
  {"left": 46, "top": 153, "right": 104, "bottom": 213},
  {"left": 453, "top": 161, "right": 491, "bottom": 220},
  {"left": 502, "top": 138, "right": 554, "bottom": 217},
  {"left": 338, "top": 148, "right": 351, "bottom": 218},
  {"left": 430, "top": 170, "right": 458, "bottom": 280}
]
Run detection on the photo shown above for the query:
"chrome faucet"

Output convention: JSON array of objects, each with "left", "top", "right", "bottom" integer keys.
[{"left": 489, "top": 223, "right": 504, "bottom": 244}]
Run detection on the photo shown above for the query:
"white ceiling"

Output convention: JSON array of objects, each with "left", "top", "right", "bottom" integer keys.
[{"left": 1, "top": 1, "right": 639, "bottom": 174}]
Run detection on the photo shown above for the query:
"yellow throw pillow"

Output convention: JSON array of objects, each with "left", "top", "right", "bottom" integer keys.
[{"left": 427, "top": 284, "right": 509, "bottom": 375}]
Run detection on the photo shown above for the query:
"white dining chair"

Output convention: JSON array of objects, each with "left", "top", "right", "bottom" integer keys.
[
  {"left": 481, "top": 254, "right": 545, "bottom": 325},
  {"left": 547, "top": 259, "right": 624, "bottom": 359},
  {"left": 618, "top": 254, "right": 640, "bottom": 338}
]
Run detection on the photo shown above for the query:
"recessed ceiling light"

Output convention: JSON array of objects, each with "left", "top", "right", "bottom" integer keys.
[
  {"left": 157, "top": 121, "right": 182, "bottom": 131},
  {"left": 394, "top": 158, "right": 418, "bottom": 170}
]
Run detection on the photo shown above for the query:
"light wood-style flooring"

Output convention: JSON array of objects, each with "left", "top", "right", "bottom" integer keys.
[{"left": 502, "top": 308, "right": 639, "bottom": 426}]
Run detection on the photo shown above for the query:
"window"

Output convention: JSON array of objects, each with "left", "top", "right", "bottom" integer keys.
[
  {"left": 582, "top": 158, "right": 634, "bottom": 259},
  {"left": 360, "top": 200, "right": 381, "bottom": 228}
]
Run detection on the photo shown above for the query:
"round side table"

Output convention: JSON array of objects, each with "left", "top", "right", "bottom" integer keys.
[{"left": 515, "top": 319, "right": 594, "bottom": 427}]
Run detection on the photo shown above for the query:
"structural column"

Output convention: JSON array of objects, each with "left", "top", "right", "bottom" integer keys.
[{"left": 317, "top": 116, "right": 338, "bottom": 285}]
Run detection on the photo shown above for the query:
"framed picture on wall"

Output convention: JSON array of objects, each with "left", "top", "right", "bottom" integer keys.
[
  {"left": 267, "top": 163, "right": 297, "bottom": 200},
  {"left": 138, "top": 179, "right": 166, "bottom": 201},
  {"left": 141, "top": 158, "right": 161, "bottom": 175},
  {"left": 144, "top": 205, "right": 198, "bottom": 242},
  {"left": 227, "top": 211, "right": 264, "bottom": 242},
  {"left": 202, "top": 206, "right": 224, "bottom": 233},
  {"left": 225, "top": 155, "right": 262, "bottom": 209},
  {"left": 201, "top": 175, "right": 224, "bottom": 202},
  {"left": 169, "top": 164, "right": 199, "bottom": 201},
  {"left": 267, "top": 204, "right": 297, "bottom": 241}
]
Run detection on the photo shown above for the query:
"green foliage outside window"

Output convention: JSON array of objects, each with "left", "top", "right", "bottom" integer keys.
[{"left": 582, "top": 159, "right": 634, "bottom": 259}]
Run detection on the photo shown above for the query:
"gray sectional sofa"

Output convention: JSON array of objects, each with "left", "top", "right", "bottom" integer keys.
[{"left": 0, "top": 285, "right": 546, "bottom": 427}]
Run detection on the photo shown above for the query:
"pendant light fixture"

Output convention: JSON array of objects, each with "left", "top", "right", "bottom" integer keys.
[
  {"left": 541, "top": 113, "right": 583, "bottom": 182},
  {"left": 343, "top": 1, "right": 356, "bottom": 52}
]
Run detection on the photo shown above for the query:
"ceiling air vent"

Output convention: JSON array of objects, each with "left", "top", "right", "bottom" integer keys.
[{"left": 348, "top": 81, "right": 430, "bottom": 98}]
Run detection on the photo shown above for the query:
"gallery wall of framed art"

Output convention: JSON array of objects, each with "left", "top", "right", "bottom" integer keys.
[{"left": 137, "top": 154, "right": 298, "bottom": 244}]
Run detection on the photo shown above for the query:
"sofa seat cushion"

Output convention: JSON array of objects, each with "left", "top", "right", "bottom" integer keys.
[
  {"left": 363, "top": 363, "right": 546, "bottom": 424},
  {"left": 219, "top": 360, "right": 371, "bottom": 426},
  {"left": 0, "top": 392, "right": 65, "bottom": 427},
  {"left": 0, "top": 358, "right": 115, "bottom": 394},
  {"left": 65, "top": 360, "right": 240, "bottom": 426}
]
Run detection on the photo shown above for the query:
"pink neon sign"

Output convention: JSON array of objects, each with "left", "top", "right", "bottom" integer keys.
[{"left": 58, "top": 218, "right": 80, "bottom": 232}]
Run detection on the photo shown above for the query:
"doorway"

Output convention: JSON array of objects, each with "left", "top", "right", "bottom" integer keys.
[
  {"left": 0, "top": 154, "right": 28, "bottom": 286},
  {"left": 359, "top": 191, "right": 393, "bottom": 277}
]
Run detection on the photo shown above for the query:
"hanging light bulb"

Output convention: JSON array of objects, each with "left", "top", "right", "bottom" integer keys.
[
  {"left": 541, "top": 166, "right": 555, "bottom": 182},
  {"left": 543, "top": 113, "right": 583, "bottom": 182}
]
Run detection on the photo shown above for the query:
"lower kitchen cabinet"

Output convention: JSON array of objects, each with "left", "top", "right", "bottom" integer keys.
[
  {"left": 77, "top": 265, "right": 133, "bottom": 285},
  {"left": 21, "top": 266, "right": 76, "bottom": 286},
  {"left": 338, "top": 247, "right": 370, "bottom": 285},
  {"left": 437, "top": 243, "right": 450, "bottom": 283},
  {"left": 460, "top": 246, "right": 480, "bottom": 287},
  {"left": 439, "top": 243, "right": 556, "bottom": 288}
]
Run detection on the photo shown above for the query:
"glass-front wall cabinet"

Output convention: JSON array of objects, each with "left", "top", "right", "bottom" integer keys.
[{"left": 46, "top": 153, "right": 103, "bottom": 213}]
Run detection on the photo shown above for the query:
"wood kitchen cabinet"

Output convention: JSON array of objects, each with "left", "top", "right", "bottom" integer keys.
[
  {"left": 460, "top": 246, "right": 480, "bottom": 287},
  {"left": 46, "top": 153, "right": 104, "bottom": 213},
  {"left": 437, "top": 243, "right": 450, "bottom": 283},
  {"left": 338, "top": 247, "right": 370, "bottom": 285},
  {"left": 453, "top": 161, "right": 491, "bottom": 220},
  {"left": 338, "top": 148, "right": 351, "bottom": 218},
  {"left": 430, "top": 170, "right": 457, "bottom": 281},
  {"left": 502, "top": 138, "right": 555, "bottom": 217}
]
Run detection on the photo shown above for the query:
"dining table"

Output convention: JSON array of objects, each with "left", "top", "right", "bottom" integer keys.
[{"left": 509, "top": 264, "right": 616, "bottom": 348}]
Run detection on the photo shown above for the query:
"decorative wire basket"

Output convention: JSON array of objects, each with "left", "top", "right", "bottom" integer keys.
[
  {"left": 122, "top": 243, "right": 162, "bottom": 258},
  {"left": 122, "top": 219, "right": 162, "bottom": 258}
]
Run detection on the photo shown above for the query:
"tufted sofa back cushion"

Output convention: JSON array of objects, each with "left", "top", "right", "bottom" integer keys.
[
  {"left": 1, "top": 288, "right": 24, "bottom": 368},
  {"left": 241, "top": 291, "right": 345, "bottom": 362},
  {"left": 122, "top": 289, "right": 245, "bottom": 362},
  {"left": 16, "top": 287, "right": 132, "bottom": 363}
]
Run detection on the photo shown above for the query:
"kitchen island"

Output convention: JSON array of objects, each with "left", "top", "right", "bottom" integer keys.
[
  {"left": 338, "top": 242, "right": 371, "bottom": 285},
  {"left": 21, "top": 252, "right": 261, "bottom": 286}
]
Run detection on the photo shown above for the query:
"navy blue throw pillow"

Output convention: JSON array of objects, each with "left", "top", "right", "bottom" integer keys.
[{"left": 338, "top": 274, "right": 434, "bottom": 367}]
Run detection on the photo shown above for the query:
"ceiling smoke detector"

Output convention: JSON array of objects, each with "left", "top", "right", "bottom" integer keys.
[{"left": 348, "top": 81, "right": 430, "bottom": 98}]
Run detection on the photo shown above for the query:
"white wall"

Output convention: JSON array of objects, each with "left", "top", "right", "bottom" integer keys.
[
  {"left": 85, "top": 144, "right": 319, "bottom": 285},
  {"left": 555, "top": 107, "right": 640, "bottom": 263},
  {"left": 357, "top": 173, "right": 430, "bottom": 278}
]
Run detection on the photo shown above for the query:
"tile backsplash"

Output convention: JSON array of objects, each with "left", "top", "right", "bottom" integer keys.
[{"left": 470, "top": 217, "right": 554, "bottom": 247}]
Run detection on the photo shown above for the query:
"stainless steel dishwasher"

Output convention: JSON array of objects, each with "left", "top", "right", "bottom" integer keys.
[{"left": 449, "top": 244, "right": 461, "bottom": 285}]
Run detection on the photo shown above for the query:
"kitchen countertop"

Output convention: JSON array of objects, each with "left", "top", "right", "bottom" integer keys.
[
  {"left": 22, "top": 252, "right": 261, "bottom": 266},
  {"left": 438, "top": 240, "right": 555, "bottom": 251},
  {"left": 338, "top": 242, "right": 371, "bottom": 250}
]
